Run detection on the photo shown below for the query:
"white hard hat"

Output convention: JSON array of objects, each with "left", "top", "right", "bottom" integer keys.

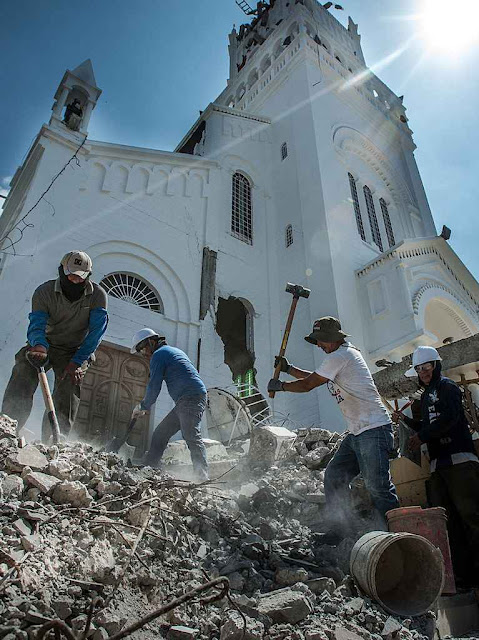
[
  {"left": 405, "top": 346, "right": 442, "bottom": 377},
  {"left": 131, "top": 328, "right": 162, "bottom": 354}
]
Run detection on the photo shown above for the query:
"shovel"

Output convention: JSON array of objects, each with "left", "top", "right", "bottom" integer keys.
[
  {"left": 25, "top": 350, "right": 61, "bottom": 444},
  {"left": 105, "top": 417, "right": 137, "bottom": 454}
]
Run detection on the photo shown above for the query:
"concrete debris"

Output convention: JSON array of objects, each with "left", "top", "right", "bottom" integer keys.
[
  {"left": 0, "top": 418, "right": 446, "bottom": 640},
  {"left": 5, "top": 444, "right": 49, "bottom": 472},
  {"left": 257, "top": 586, "right": 314, "bottom": 623},
  {"left": 52, "top": 479, "right": 93, "bottom": 507}
]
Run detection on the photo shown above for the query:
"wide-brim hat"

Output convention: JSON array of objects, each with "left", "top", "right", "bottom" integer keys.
[{"left": 305, "top": 316, "right": 349, "bottom": 344}]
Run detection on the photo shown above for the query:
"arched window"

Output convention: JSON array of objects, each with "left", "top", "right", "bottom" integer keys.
[
  {"left": 100, "top": 273, "right": 163, "bottom": 313},
  {"left": 348, "top": 173, "right": 365, "bottom": 242},
  {"left": 231, "top": 173, "right": 253, "bottom": 244},
  {"left": 363, "top": 186, "right": 383, "bottom": 251},
  {"left": 285, "top": 224, "right": 293, "bottom": 247},
  {"left": 380, "top": 198, "right": 395, "bottom": 248}
]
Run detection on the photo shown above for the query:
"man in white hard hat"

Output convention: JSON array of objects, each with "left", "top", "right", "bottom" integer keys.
[
  {"left": 130, "top": 328, "right": 209, "bottom": 481},
  {"left": 393, "top": 345, "right": 479, "bottom": 588},
  {"left": 2, "top": 251, "right": 108, "bottom": 441},
  {"left": 268, "top": 316, "right": 399, "bottom": 536}
]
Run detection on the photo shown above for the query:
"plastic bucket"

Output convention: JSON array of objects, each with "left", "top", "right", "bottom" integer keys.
[
  {"left": 387, "top": 506, "right": 455, "bottom": 595},
  {"left": 350, "top": 530, "right": 445, "bottom": 617}
]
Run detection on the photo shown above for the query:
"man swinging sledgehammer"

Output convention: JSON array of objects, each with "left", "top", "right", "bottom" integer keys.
[{"left": 268, "top": 316, "right": 399, "bottom": 534}]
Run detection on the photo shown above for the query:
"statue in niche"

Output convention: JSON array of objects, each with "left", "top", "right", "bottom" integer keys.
[{"left": 64, "top": 98, "right": 83, "bottom": 131}]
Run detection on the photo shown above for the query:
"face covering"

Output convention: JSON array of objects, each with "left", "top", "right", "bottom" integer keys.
[{"left": 58, "top": 266, "right": 87, "bottom": 302}]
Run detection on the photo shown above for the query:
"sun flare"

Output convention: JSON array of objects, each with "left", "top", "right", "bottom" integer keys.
[{"left": 420, "top": 0, "right": 479, "bottom": 53}]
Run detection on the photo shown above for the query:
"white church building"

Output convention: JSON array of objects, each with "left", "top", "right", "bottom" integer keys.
[{"left": 1, "top": 0, "right": 478, "bottom": 452}]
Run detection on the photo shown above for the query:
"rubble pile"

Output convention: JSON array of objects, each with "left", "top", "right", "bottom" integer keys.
[{"left": 0, "top": 415, "right": 435, "bottom": 640}]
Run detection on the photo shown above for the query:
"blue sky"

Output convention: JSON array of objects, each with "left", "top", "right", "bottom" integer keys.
[{"left": 1, "top": 0, "right": 478, "bottom": 278}]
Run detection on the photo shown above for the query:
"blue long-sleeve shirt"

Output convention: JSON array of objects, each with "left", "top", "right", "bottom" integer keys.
[
  {"left": 27, "top": 278, "right": 108, "bottom": 364},
  {"left": 141, "top": 345, "right": 206, "bottom": 410}
]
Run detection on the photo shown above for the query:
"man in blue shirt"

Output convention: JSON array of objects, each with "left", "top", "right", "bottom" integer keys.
[
  {"left": 394, "top": 346, "right": 479, "bottom": 588},
  {"left": 131, "top": 328, "right": 209, "bottom": 481},
  {"left": 2, "top": 251, "right": 108, "bottom": 441}
]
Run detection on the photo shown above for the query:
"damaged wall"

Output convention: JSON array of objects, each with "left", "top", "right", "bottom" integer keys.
[{"left": 216, "top": 296, "right": 255, "bottom": 380}]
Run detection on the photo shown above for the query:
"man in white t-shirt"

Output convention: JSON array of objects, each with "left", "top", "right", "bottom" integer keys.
[{"left": 267, "top": 316, "right": 399, "bottom": 531}]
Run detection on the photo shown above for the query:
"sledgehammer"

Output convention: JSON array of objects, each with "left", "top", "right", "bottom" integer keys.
[
  {"left": 269, "top": 283, "right": 311, "bottom": 399},
  {"left": 25, "top": 351, "right": 61, "bottom": 444}
]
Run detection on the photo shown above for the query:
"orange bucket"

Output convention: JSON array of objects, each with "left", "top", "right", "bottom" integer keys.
[{"left": 386, "top": 506, "right": 456, "bottom": 595}]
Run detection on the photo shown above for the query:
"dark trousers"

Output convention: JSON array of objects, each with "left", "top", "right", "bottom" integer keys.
[
  {"left": 144, "top": 394, "right": 208, "bottom": 476},
  {"left": 324, "top": 425, "right": 399, "bottom": 529},
  {"left": 428, "top": 461, "right": 479, "bottom": 586},
  {"left": 2, "top": 345, "right": 87, "bottom": 441}
]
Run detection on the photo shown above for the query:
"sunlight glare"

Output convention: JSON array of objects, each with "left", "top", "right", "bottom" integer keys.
[{"left": 420, "top": 0, "right": 479, "bottom": 53}]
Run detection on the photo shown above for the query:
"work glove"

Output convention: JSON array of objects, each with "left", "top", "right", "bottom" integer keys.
[
  {"left": 132, "top": 403, "right": 147, "bottom": 419},
  {"left": 62, "top": 361, "right": 84, "bottom": 385},
  {"left": 26, "top": 345, "right": 48, "bottom": 366},
  {"left": 268, "top": 378, "right": 284, "bottom": 393},
  {"left": 274, "top": 355, "right": 292, "bottom": 374}
]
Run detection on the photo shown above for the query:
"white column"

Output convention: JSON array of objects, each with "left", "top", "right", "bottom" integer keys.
[
  {"left": 52, "top": 86, "right": 69, "bottom": 116},
  {"left": 80, "top": 100, "right": 94, "bottom": 133}
]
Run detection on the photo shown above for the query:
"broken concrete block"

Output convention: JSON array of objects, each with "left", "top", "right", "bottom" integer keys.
[
  {"left": 6, "top": 446, "right": 48, "bottom": 472},
  {"left": 220, "top": 611, "right": 264, "bottom": 640},
  {"left": 21, "top": 533, "right": 41, "bottom": 552},
  {"left": 167, "top": 626, "right": 200, "bottom": 639},
  {"left": 306, "top": 577, "right": 336, "bottom": 595},
  {"left": 24, "top": 471, "right": 61, "bottom": 494},
  {"left": 305, "top": 630, "right": 328, "bottom": 640},
  {"left": 0, "top": 475, "right": 24, "bottom": 499},
  {"left": 12, "top": 519, "right": 31, "bottom": 537},
  {"left": 47, "top": 459, "right": 73, "bottom": 480},
  {"left": 91, "top": 629, "right": 109, "bottom": 640},
  {"left": 52, "top": 481, "right": 92, "bottom": 508},
  {"left": 84, "top": 540, "right": 116, "bottom": 583},
  {"left": 333, "top": 627, "right": 363, "bottom": 640},
  {"left": 302, "top": 447, "right": 331, "bottom": 470},
  {"left": 381, "top": 617, "right": 403, "bottom": 638},
  {"left": 346, "top": 597, "right": 364, "bottom": 614},
  {"left": 52, "top": 597, "right": 73, "bottom": 620},
  {"left": 275, "top": 567, "right": 309, "bottom": 586},
  {"left": 249, "top": 426, "right": 297, "bottom": 466},
  {"left": 238, "top": 482, "right": 260, "bottom": 498},
  {"left": 0, "top": 414, "right": 17, "bottom": 439},
  {"left": 257, "top": 586, "right": 313, "bottom": 623}
]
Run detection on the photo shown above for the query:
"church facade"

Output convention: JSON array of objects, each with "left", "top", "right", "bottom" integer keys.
[{"left": 1, "top": 0, "right": 478, "bottom": 445}]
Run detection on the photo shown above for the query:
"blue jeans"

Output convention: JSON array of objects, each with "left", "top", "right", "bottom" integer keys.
[
  {"left": 324, "top": 425, "right": 399, "bottom": 528},
  {"left": 144, "top": 394, "right": 208, "bottom": 475}
]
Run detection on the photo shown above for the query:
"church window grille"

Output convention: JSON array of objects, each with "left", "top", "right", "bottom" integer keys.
[
  {"left": 100, "top": 273, "right": 163, "bottom": 312},
  {"left": 380, "top": 198, "right": 395, "bottom": 248},
  {"left": 281, "top": 142, "right": 288, "bottom": 160},
  {"left": 348, "top": 173, "right": 366, "bottom": 242},
  {"left": 285, "top": 224, "right": 293, "bottom": 247},
  {"left": 363, "top": 186, "right": 383, "bottom": 251},
  {"left": 231, "top": 172, "right": 253, "bottom": 244}
]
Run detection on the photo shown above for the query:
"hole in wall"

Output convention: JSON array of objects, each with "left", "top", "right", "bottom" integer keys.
[{"left": 215, "top": 296, "right": 255, "bottom": 380}]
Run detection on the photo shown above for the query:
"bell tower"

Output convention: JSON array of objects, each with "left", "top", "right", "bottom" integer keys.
[{"left": 49, "top": 59, "right": 102, "bottom": 135}]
